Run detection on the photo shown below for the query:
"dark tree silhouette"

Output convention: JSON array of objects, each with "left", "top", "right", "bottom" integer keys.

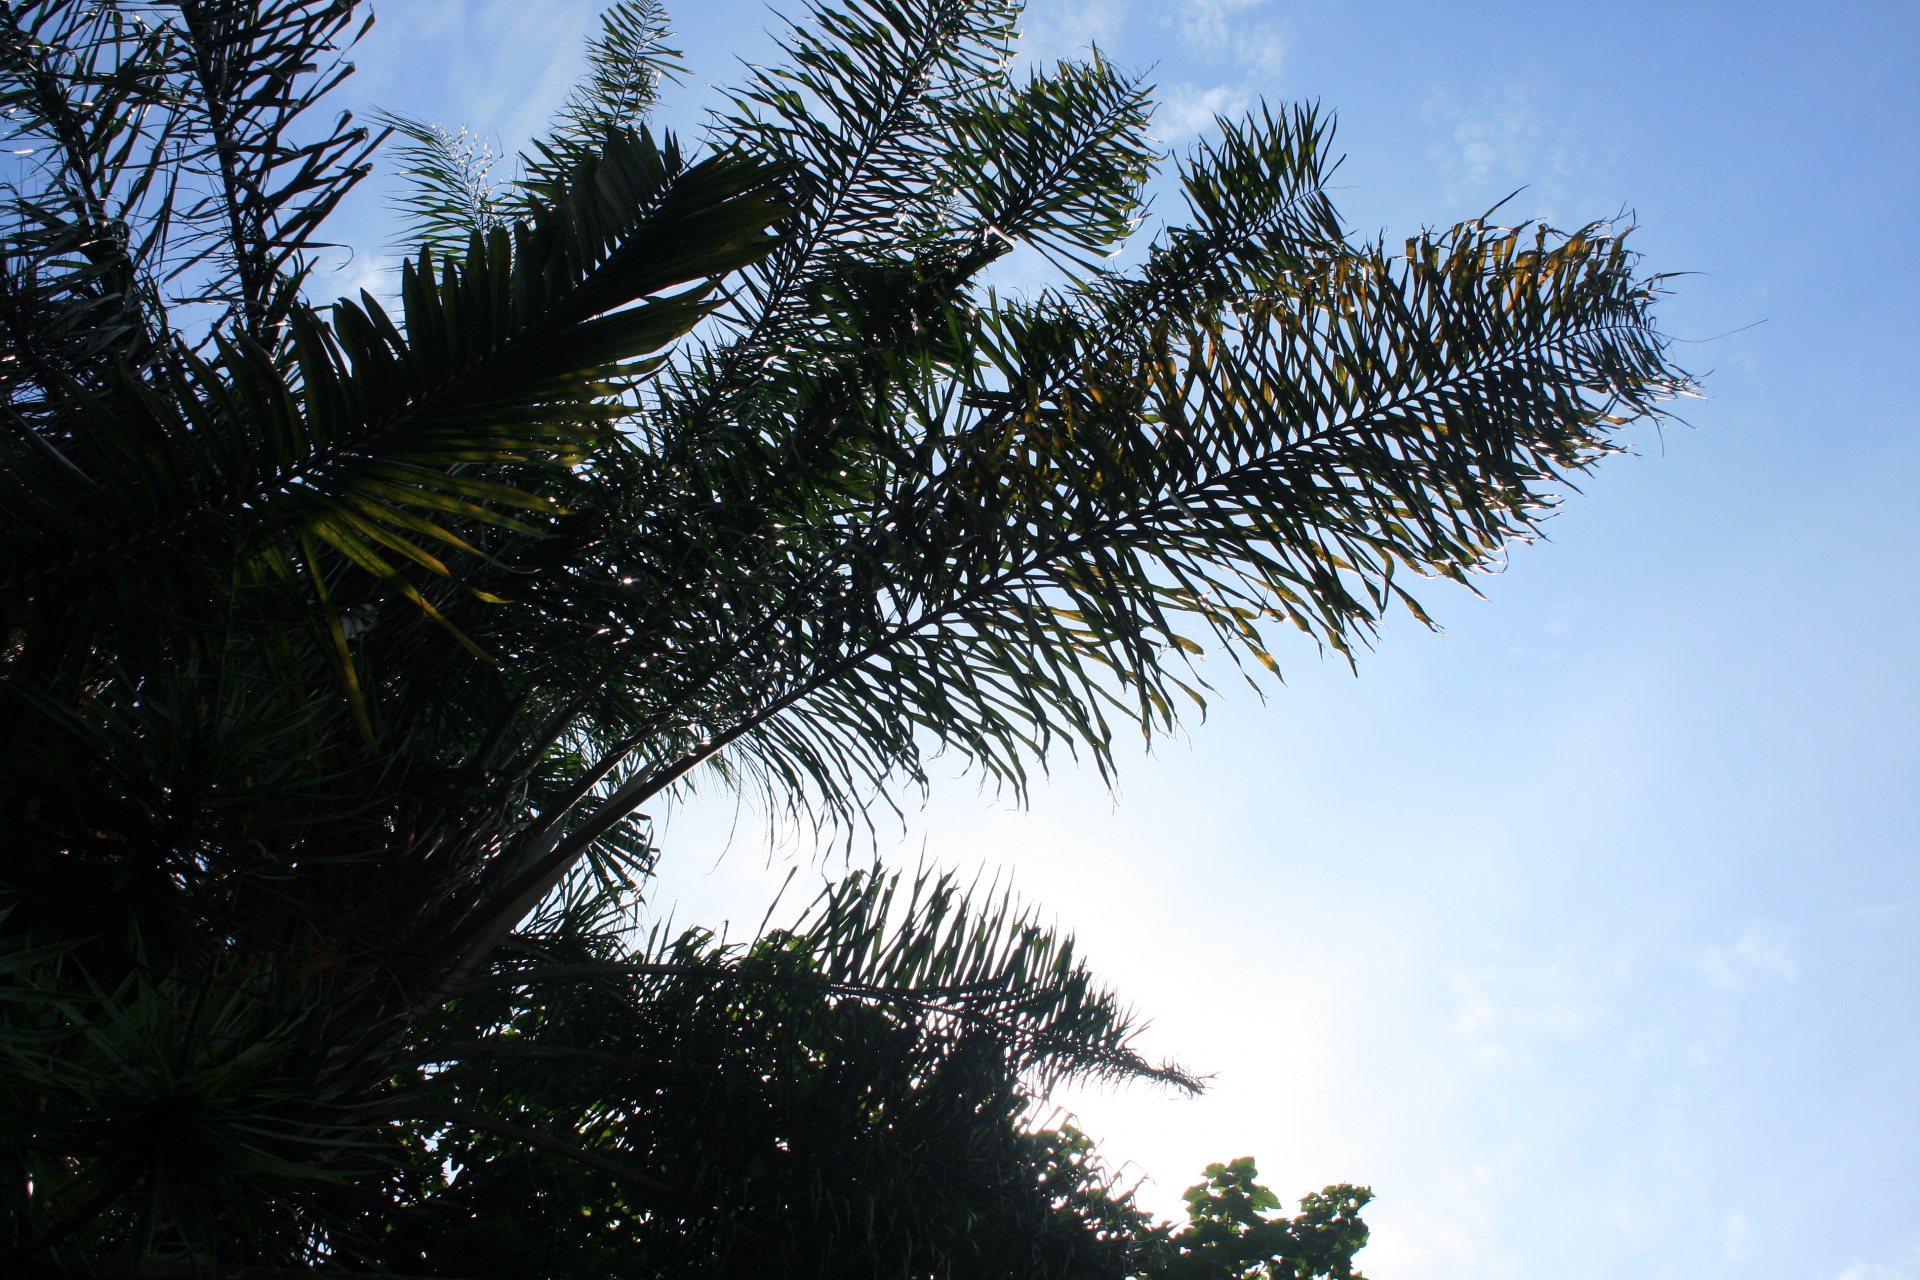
[{"left": 0, "top": 0, "right": 1689, "bottom": 1271}]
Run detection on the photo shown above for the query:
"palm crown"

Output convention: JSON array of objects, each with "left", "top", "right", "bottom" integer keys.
[{"left": 0, "top": 0, "right": 1690, "bottom": 1271}]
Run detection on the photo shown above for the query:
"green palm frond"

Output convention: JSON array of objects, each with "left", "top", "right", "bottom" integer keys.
[
  {"left": 488, "top": 864, "right": 1193, "bottom": 1091},
  {"left": 1, "top": 0, "right": 380, "bottom": 342},
  {"left": 382, "top": 2, "right": 685, "bottom": 259},
  {"left": 378, "top": 114, "right": 514, "bottom": 259},
  {"left": 797, "top": 866, "right": 1195, "bottom": 1089},
  {"left": 0, "top": 125, "right": 786, "bottom": 640},
  {"left": 550, "top": 0, "right": 682, "bottom": 148},
  {"left": 448, "top": 100, "right": 1683, "bottom": 967},
  {"left": 1, "top": 0, "right": 1690, "bottom": 1268},
  {"left": 944, "top": 50, "right": 1157, "bottom": 270},
  {"left": 0, "top": 942, "right": 372, "bottom": 1261},
  {"left": 709, "top": 0, "right": 1022, "bottom": 343}
]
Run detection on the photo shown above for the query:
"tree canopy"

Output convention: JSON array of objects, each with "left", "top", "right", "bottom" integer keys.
[{"left": 0, "top": 0, "right": 1690, "bottom": 1272}]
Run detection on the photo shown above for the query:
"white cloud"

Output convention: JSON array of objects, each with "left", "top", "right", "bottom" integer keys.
[
  {"left": 1431, "top": 82, "right": 1539, "bottom": 187},
  {"left": 1175, "top": 0, "right": 1285, "bottom": 75},
  {"left": 328, "top": 250, "right": 401, "bottom": 307},
  {"left": 1848, "top": 894, "right": 1918, "bottom": 929},
  {"left": 1177, "top": 0, "right": 1262, "bottom": 51},
  {"left": 1371, "top": 1184, "right": 1497, "bottom": 1276},
  {"left": 1694, "top": 922, "right": 1797, "bottom": 992},
  {"left": 1143, "top": 0, "right": 1286, "bottom": 80},
  {"left": 1422, "top": 79, "right": 1585, "bottom": 218},
  {"left": 1447, "top": 957, "right": 1626, "bottom": 1069},
  {"left": 1021, "top": 0, "right": 1130, "bottom": 63},
  {"left": 1155, "top": 83, "right": 1251, "bottom": 142},
  {"left": 1724, "top": 1208, "right": 1750, "bottom": 1259},
  {"left": 355, "top": 0, "right": 595, "bottom": 148},
  {"left": 1825, "top": 1238, "right": 1920, "bottom": 1280},
  {"left": 1542, "top": 596, "right": 1586, "bottom": 637},
  {"left": 1026, "top": 0, "right": 1284, "bottom": 146}
]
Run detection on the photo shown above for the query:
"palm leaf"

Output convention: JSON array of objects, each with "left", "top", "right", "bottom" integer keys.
[{"left": 0, "top": 125, "right": 787, "bottom": 630}]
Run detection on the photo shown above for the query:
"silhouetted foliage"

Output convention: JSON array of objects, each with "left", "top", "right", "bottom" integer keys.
[{"left": 0, "top": 0, "right": 1688, "bottom": 1271}]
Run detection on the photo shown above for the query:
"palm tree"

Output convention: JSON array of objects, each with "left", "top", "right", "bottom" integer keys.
[{"left": 0, "top": 0, "right": 1691, "bottom": 1271}]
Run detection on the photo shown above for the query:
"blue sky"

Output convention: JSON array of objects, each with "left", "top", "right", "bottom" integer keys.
[{"left": 323, "top": 4, "right": 1920, "bottom": 1279}]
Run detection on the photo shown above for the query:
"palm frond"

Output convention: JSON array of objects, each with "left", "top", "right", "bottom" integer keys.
[
  {"left": 448, "top": 101, "right": 1685, "bottom": 967},
  {"left": 0, "top": 940, "right": 372, "bottom": 1261},
  {"left": 377, "top": 113, "right": 513, "bottom": 259},
  {"left": 0, "top": 125, "right": 787, "bottom": 630},
  {"left": 0, "top": 0, "right": 380, "bottom": 341},
  {"left": 0, "top": 2, "right": 1690, "bottom": 1268},
  {"left": 351, "top": 862, "right": 1187, "bottom": 1276},
  {"left": 944, "top": 50, "right": 1157, "bottom": 271},
  {"left": 551, "top": 0, "right": 681, "bottom": 147}
]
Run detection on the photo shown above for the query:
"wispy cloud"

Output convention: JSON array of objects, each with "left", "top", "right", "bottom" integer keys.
[
  {"left": 1021, "top": 0, "right": 1130, "bottom": 63},
  {"left": 1422, "top": 78, "right": 1589, "bottom": 219},
  {"left": 1825, "top": 1238, "right": 1920, "bottom": 1280},
  {"left": 1174, "top": 0, "right": 1285, "bottom": 76},
  {"left": 354, "top": 0, "right": 594, "bottom": 148},
  {"left": 1155, "top": 82, "right": 1251, "bottom": 142},
  {"left": 1447, "top": 955, "right": 1631, "bottom": 1069},
  {"left": 1694, "top": 922, "right": 1798, "bottom": 992},
  {"left": 1724, "top": 1208, "right": 1751, "bottom": 1259},
  {"left": 1542, "top": 595, "right": 1587, "bottom": 637},
  {"left": 329, "top": 250, "right": 401, "bottom": 305},
  {"left": 1367, "top": 1161, "right": 1503, "bottom": 1278}
]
